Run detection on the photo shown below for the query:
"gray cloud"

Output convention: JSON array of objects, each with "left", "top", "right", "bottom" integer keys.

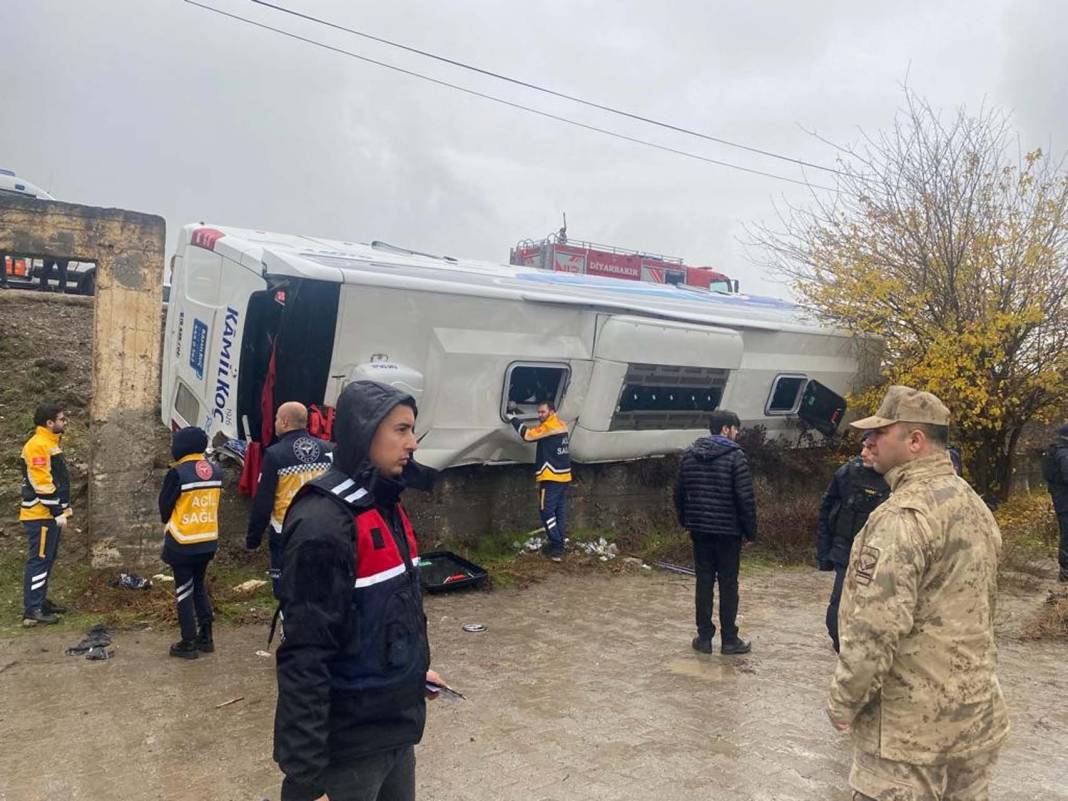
[{"left": 2, "top": 0, "right": 1064, "bottom": 297}]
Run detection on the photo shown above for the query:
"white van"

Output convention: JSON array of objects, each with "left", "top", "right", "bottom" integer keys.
[{"left": 161, "top": 224, "right": 865, "bottom": 471}]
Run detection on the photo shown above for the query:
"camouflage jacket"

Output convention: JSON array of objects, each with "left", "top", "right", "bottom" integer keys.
[{"left": 827, "top": 452, "right": 1009, "bottom": 764}]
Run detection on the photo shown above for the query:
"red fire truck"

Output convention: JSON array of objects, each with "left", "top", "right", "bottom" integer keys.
[{"left": 509, "top": 229, "right": 738, "bottom": 293}]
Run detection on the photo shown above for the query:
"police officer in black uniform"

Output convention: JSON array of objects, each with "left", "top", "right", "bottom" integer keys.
[
  {"left": 273, "top": 381, "right": 446, "bottom": 801},
  {"left": 158, "top": 427, "right": 223, "bottom": 659},
  {"left": 816, "top": 435, "right": 890, "bottom": 651}
]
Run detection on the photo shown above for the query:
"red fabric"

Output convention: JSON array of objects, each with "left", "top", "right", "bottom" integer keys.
[
  {"left": 353, "top": 505, "right": 418, "bottom": 583},
  {"left": 308, "top": 404, "right": 336, "bottom": 442},
  {"left": 238, "top": 441, "right": 263, "bottom": 497},
  {"left": 239, "top": 339, "right": 279, "bottom": 497},
  {"left": 260, "top": 343, "right": 278, "bottom": 445}
]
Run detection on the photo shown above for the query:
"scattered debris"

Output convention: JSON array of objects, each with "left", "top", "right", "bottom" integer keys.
[
  {"left": 520, "top": 535, "right": 547, "bottom": 553},
  {"left": 215, "top": 696, "right": 244, "bottom": 709},
  {"left": 573, "top": 537, "right": 618, "bottom": 559},
  {"left": 233, "top": 579, "right": 268, "bottom": 594},
  {"left": 85, "top": 646, "right": 113, "bottom": 661},
  {"left": 65, "top": 625, "right": 113, "bottom": 657},
  {"left": 519, "top": 535, "right": 619, "bottom": 559},
  {"left": 255, "top": 650, "right": 272, "bottom": 658},
  {"left": 462, "top": 623, "right": 487, "bottom": 633},
  {"left": 114, "top": 572, "right": 152, "bottom": 590},
  {"left": 152, "top": 573, "right": 174, "bottom": 583}
]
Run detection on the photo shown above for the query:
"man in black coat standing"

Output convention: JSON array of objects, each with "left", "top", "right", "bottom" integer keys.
[
  {"left": 1043, "top": 424, "right": 1068, "bottom": 583},
  {"left": 674, "top": 409, "right": 757, "bottom": 655},
  {"left": 816, "top": 435, "right": 889, "bottom": 651}
]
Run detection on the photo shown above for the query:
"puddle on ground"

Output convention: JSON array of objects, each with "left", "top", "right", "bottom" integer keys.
[{"left": 666, "top": 656, "right": 749, "bottom": 682}]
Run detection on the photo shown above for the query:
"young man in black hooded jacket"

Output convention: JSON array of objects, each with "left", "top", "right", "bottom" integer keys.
[
  {"left": 273, "top": 381, "right": 445, "bottom": 801},
  {"left": 674, "top": 409, "right": 757, "bottom": 655}
]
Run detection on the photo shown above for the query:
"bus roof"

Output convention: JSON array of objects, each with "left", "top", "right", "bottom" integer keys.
[{"left": 185, "top": 223, "right": 845, "bottom": 337}]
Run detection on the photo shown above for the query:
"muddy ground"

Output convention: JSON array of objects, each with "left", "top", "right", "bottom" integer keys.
[{"left": 0, "top": 567, "right": 1064, "bottom": 801}]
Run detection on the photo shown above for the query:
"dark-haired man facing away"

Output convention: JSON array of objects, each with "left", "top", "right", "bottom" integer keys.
[{"left": 674, "top": 409, "right": 757, "bottom": 655}]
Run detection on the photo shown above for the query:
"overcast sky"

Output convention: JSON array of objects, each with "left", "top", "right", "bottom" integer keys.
[{"left": 3, "top": 0, "right": 1066, "bottom": 297}]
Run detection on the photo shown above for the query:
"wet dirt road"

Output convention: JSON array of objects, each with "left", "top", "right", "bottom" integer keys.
[{"left": 1, "top": 568, "right": 1065, "bottom": 800}]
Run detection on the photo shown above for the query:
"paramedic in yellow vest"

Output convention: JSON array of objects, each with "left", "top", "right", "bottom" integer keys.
[
  {"left": 19, "top": 404, "right": 72, "bottom": 626},
  {"left": 245, "top": 401, "right": 333, "bottom": 597},
  {"left": 509, "top": 399, "right": 572, "bottom": 562},
  {"left": 158, "top": 426, "right": 222, "bottom": 659}
]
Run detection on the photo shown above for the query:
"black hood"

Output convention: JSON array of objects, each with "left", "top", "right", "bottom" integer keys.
[
  {"left": 172, "top": 426, "right": 208, "bottom": 460},
  {"left": 687, "top": 435, "right": 741, "bottom": 462},
  {"left": 332, "top": 380, "right": 435, "bottom": 493}
]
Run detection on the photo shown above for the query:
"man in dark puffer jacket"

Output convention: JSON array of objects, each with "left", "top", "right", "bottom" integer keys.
[{"left": 674, "top": 409, "right": 758, "bottom": 655}]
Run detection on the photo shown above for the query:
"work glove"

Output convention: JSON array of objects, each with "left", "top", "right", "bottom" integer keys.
[{"left": 55, "top": 514, "right": 68, "bottom": 528}]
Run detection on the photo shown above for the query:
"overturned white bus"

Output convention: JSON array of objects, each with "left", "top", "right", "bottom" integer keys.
[{"left": 161, "top": 224, "right": 866, "bottom": 471}]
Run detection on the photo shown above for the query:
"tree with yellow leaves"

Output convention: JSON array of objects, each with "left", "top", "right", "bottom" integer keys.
[{"left": 751, "top": 91, "right": 1068, "bottom": 500}]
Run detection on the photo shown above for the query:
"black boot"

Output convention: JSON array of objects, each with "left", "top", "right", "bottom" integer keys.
[
  {"left": 169, "top": 639, "right": 200, "bottom": 659},
  {"left": 721, "top": 637, "right": 752, "bottom": 655},
  {"left": 194, "top": 623, "right": 214, "bottom": 653},
  {"left": 22, "top": 609, "right": 60, "bottom": 627},
  {"left": 691, "top": 636, "right": 714, "bottom": 654},
  {"left": 42, "top": 598, "right": 69, "bottom": 615}
]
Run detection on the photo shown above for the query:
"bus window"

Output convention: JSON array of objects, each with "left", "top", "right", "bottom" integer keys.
[
  {"left": 502, "top": 363, "right": 570, "bottom": 420},
  {"left": 765, "top": 374, "right": 808, "bottom": 415},
  {"left": 174, "top": 380, "right": 201, "bottom": 427}
]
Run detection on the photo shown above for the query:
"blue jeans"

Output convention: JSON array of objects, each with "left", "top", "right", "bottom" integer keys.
[
  {"left": 23, "top": 519, "right": 62, "bottom": 615},
  {"left": 539, "top": 482, "right": 568, "bottom": 549}
]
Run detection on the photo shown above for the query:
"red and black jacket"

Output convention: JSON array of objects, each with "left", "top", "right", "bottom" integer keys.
[{"left": 273, "top": 467, "right": 430, "bottom": 801}]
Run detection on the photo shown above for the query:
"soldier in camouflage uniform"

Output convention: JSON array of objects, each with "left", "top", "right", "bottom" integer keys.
[{"left": 827, "top": 386, "right": 1009, "bottom": 801}]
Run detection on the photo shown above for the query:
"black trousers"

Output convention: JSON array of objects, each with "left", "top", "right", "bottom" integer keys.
[
  {"left": 826, "top": 564, "right": 847, "bottom": 652},
  {"left": 282, "top": 745, "right": 415, "bottom": 801},
  {"left": 172, "top": 556, "right": 214, "bottom": 641},
  {"left": 691, "top": 534, "right": 742, "bottom": 641}
]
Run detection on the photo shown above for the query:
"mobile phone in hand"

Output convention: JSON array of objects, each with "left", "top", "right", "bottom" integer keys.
[{"left": 426, "top": 680, "right": 465, "bottom": 701}]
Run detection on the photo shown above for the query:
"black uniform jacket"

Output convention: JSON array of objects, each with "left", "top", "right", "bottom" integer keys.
[{"left": 273, "top": 381, "right": 436, "bottom": 801}]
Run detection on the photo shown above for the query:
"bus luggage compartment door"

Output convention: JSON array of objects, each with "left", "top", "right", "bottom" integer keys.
[{"left": 570, "top": 315, "right": 743, "bottom": 461}]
